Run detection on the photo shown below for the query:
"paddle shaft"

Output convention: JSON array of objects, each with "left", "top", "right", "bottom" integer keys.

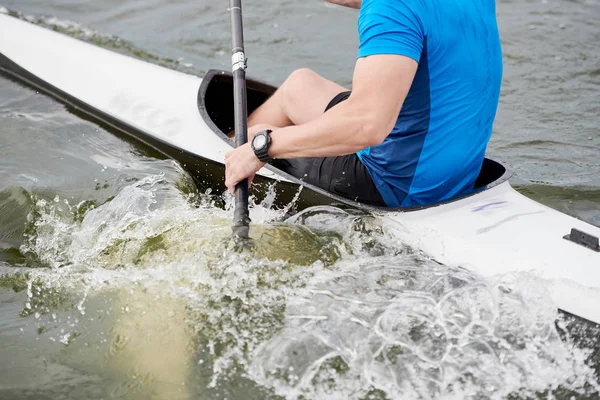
[{"left": 229, "top": 0, "right": 251, "bottom": 238}]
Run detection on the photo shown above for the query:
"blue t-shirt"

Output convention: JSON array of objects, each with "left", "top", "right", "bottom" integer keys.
[{"left": 356, "top": 0, "right": 503, "bottom": 207}]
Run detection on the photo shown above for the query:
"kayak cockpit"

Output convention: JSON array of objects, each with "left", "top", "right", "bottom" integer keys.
[
  {"left": 197, "top": 69, "right": 512, "bottom": 211},
  {"left": 198, "top": 69, "right": 275, "bottom": 140}
]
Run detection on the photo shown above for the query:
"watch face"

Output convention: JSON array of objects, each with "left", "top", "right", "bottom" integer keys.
[{"left": 253, "top": 134, "right": 267, "bottom": 149}]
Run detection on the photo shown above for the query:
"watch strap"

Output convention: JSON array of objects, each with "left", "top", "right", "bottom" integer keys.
[{"left": 252, "top": 129, "right": 273, "bottom": 163}]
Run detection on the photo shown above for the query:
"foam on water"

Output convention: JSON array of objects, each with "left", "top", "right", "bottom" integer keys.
[
  {"left": 248, "top": 260, "right": 597, "bottom": 399},
  {"left": 3, "top": 175, "right": 598, "bottom": 399}
]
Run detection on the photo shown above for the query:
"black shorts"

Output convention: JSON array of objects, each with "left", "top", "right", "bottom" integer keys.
[{"left": 270, "top": 91, "right": 386, "bottom": 206}]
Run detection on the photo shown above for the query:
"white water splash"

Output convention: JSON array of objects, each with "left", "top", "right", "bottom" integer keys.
[
  {"left": 249, "top": 256, "right": 598, "bottom": 399},
  {"left": 11, "top": 177, "right": 600, "bottom": 399}
]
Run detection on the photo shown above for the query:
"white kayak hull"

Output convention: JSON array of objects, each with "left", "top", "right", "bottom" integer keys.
[{"left": 1, "top": 13, "right": 599, "bottom": 324}]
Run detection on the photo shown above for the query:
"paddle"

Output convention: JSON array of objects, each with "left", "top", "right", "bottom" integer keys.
[{"left": 229, "top": 0, "right": 251, "bottom": 239}]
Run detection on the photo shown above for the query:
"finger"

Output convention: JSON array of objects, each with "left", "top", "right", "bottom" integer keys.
[
  {"left": 226, "top": 176, "right": 236, "bottom": 195},
  {"left": 225, "top": 165, "right": 235, "bottom": 194}
]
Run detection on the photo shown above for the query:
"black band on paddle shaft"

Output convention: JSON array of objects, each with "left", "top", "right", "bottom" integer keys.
[{"left": 229, "top": 0, "right": 251, "bottom": 238}]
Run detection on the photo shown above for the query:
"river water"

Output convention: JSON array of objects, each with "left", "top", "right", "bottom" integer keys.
[{"left": 0, "top": 1, "right": 599, "bottom": 399}]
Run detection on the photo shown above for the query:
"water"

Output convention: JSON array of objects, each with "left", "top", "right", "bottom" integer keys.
[{"left": 1, "top": 1, "right": 599, "bottom": 399}]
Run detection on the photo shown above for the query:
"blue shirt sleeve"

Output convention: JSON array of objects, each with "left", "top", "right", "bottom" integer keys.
[{"left": 358, "top": 0, "right": 426, "bottom": 62}]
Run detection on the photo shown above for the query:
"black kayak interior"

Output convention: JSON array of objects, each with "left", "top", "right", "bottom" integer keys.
[{"left": 197, "top": 69, "right": 511, "bottom": 211}]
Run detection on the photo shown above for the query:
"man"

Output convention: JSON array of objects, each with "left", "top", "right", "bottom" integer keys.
[{"left": 225, "top": 0, "right": 503, "bottom": 207}]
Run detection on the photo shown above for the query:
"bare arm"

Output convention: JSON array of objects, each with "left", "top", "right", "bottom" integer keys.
[
  {"left": 267, "top": 54, "right": 418, "bottom": 159},
  {"left": 224, "top": 54, "right": 418, "bottom": 193},
  {"left": 324, "top": 0, "right": 362, "bottom": 9}
]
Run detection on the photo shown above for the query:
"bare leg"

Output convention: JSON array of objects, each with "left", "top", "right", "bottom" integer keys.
[{"left": 248, "top": 68, "right": 348, "bottom": 128}]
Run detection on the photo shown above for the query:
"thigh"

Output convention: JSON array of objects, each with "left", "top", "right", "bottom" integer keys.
[
  {"left": 281, "top": 69, "right": 348, "bottom": 126},
  {"left": 272, "top": 154, "right": 386, "bottom": 206}
]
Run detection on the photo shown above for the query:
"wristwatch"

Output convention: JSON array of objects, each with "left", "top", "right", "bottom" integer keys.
[{"left": 251, "top": 129, "right": 273, "bottom": 163}]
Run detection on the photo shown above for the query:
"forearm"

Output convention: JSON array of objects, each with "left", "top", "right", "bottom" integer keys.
[
  {"left": 268, "top": 98, "right": 384, "bottom": 159},
  {"left": 324, "top": 0, "right": 362, "bottom": 10}
]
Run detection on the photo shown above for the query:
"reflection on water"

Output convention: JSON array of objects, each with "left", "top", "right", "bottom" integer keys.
[
  {"left": 1, "top": 175, "right": 598, "bottom": 399},
  {"left": 515, "top": 185, "right": 600, "bottom": 228}
]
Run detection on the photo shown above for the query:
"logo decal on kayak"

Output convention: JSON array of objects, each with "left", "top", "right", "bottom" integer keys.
[
  {"left": 111, "top": 93, "right": 182, "bottom": 138},
  {"left": 471, "top": 201, "right": 508, "bottom": 212}
]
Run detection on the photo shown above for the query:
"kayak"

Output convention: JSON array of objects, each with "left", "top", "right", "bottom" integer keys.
[{"left": 1, "top": 13, "right": 599, "bottom": 325}]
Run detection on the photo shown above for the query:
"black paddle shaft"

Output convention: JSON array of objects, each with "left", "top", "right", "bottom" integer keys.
[{"left": 229, "top": 0, "right": 251, "bottom": 238}]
